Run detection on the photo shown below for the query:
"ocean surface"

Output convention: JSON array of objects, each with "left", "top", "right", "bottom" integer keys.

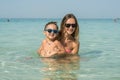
[{"left": 0, "top": 18, "right": 120, "bottom": 80}]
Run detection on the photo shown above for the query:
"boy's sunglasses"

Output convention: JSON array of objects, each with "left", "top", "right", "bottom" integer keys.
[
  {"left": 65, "top": 24, "right": 77, "bottom": 28},
  {"left": 45, "top": 29, "right": 58, "bottom": 34}
]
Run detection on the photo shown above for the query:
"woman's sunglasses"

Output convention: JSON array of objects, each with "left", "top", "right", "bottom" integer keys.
[
  {"left": 65, "top": 24, "right": 77, "bottom": 28},
  {"left": 45, "top": 29, "right": 58, "bottom": 34}
]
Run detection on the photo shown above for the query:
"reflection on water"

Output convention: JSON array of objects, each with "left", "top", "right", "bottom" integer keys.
[{"left": 39, "top": 55, "right": 80, "bottom": 80}]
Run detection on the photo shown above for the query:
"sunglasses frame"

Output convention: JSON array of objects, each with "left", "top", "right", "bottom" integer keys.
[
  {"left": 45, "top": 29, "right": 58, "bottom": 34},
  {"left": 65, "top": 23, "right": 77, "bottom": 28}
]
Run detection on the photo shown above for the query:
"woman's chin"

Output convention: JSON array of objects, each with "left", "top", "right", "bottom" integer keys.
[{"left": 67, "top": 31, "right": 73, "bottom": 35}]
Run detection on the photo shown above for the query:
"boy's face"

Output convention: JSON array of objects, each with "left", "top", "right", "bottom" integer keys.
[{"left": 44, "top": 24, "right": 58, "bottom": 40}]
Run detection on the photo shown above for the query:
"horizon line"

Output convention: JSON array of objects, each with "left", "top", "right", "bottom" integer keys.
[{"left": 0, "top": 17, "right": 117, "bottom": 19}]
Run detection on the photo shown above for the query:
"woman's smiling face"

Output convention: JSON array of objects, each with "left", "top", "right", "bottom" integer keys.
[{"left": 64, "top": 18, "right": 76, "bottom": 35}]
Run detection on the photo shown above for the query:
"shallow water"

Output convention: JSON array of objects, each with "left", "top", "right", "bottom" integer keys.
[{"left": 0, "top": 18, "right": 120, "bottom": 80}]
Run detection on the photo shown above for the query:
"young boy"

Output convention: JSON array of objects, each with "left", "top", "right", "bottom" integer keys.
[{"left": 37, "top": 22, "right": 65, "bottom": 57}]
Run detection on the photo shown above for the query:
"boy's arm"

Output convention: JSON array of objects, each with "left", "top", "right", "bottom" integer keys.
[
  {"left": 37, "top": 42, "right": 45, "bottom": 56},
  {"left": 55, "top": 41, "right": 66, "bottom": 55},
  {"left": 37, "top": 41, "right": 57, "bottom": 57}
]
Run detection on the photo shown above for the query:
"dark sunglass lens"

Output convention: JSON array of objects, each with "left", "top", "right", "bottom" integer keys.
[
  {"left": 65, "top": 24, "right": 70, "bottom": 28},
  {"left": 47, "top": 29, "right": 52, "bottom": 33},
  {"left": 72, "top": 24, "right": 76, "bottom": 28},
  {"left": 53, "top": 30, "right": 58, "bottom": 33}
]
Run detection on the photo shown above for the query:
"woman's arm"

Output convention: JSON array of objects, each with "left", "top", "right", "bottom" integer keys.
[{"left": 71, "top": 41, "right": 80, "bottom": 55}]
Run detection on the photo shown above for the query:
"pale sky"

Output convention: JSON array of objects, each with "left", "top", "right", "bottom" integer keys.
[{"left": 0, "top": 0, "right": 120, "bottom": 18}]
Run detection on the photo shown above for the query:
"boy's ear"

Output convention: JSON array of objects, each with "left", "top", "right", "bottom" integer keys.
[{"left": 43, "top": 31, "right": 46, "bottom": 35}]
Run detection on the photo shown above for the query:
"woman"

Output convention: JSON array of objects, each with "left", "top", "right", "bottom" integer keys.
[{"left": 59, "top": 13, "right": 80, "bottom": 55}]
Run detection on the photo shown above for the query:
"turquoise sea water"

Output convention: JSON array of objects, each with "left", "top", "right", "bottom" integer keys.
[{"left": 0, "top": 18, "right": 120, "bottom": 80}]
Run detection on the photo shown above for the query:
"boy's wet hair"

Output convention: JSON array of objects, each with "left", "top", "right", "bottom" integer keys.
[{"left": 44, "top": 21, "right": 58, "bottom": 30}]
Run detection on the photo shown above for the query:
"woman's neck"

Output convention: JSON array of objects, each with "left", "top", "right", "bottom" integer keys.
[{"left": 63, "top": 33, "right": 73, "bottom": 41}]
